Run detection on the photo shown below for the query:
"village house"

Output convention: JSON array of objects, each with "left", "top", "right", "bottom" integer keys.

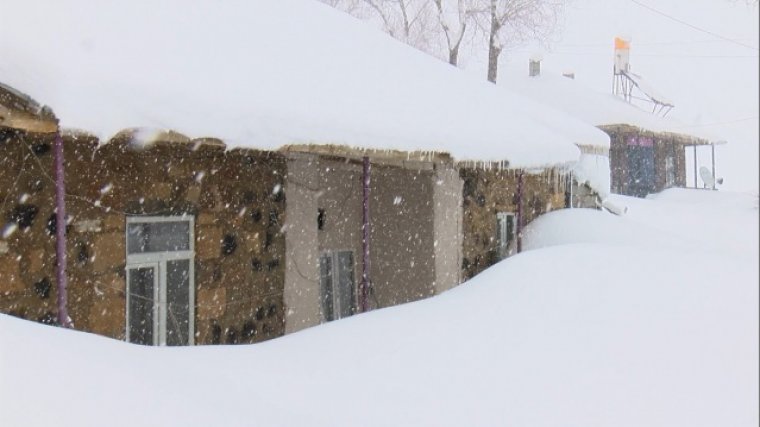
[
  {"left": 502, "top": 59, "right": 723, "bottom": 199},
  {"left": 0, "top": 1, "right": 606, "bottom": 343},
  {"left": 0, "top": 81, "right": 593, "bottom": 344}
]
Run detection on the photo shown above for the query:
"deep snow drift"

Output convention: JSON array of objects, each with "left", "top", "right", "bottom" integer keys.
[{"left": 1, "top": 189, "right": 757, "bottom": 427}]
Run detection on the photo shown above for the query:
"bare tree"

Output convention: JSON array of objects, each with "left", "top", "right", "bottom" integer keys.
[
  {"left": 319, "top": 0, "right": 441, "bottom": 56},
  {"left": 318, "top": 0, "right": 364, "bottom": 13},
  {"left": 362, "top": 0, "right": 439, "bottom": 54},
  {"left": 319, "top": 0, "right": 569, "bottom": 82},
  {"left": 432, "top": 0, "right": 477, "bottom": 66},
  {"left": 477, "top": 0, "right": 566, "bottom": 83}
]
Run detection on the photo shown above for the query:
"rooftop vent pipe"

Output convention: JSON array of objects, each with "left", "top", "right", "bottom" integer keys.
[{"left": 529, "top": 54, "right": 542, "bottom": 77}]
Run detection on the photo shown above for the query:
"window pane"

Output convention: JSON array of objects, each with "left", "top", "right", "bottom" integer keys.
[
  {"left": 336, "top": 251, "right": 355, "bottom": 318},
  {"left": 128, "top": 267, "right": 155, "bottom": 345},
  {"left": 496, "top": 214, "right": 514, "bottom": 260},
  {"left": 497, "top": 216, "right": 506, "bottom": 244},
  {"left": 127, "top": 221, "right": 190, "bottom": 254},
  {"left": 166, "top": 259, "right": 191, "bottom": 346},
  {"left": 319, "top": 255, "right": 334, "bottom": 321},
  {"left": 506, "top": 215, "right": 514, "bottom": 243}
]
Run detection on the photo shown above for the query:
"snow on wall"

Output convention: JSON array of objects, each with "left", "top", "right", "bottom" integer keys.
[
  {"left": 573, "top": 153, "right": 611, "bottom": 198},
  {"left": 0, "top": 0, "right": 605, "bottom": 168}
]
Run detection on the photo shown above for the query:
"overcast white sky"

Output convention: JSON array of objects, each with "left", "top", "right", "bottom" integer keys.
[{"left": 460, "top": 0, "right": 758, "bottom": 192}]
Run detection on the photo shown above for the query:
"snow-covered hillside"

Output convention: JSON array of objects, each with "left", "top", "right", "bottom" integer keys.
[{"left": 1, "top": 189, "right": 757, "bottom": 427}]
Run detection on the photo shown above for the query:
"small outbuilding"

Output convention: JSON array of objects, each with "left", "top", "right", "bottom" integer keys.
[{"left": 503, "top": 65, "right": 724, "bottom": 198}]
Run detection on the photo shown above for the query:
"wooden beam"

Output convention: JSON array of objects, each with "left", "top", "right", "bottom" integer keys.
[{"left": 0, "top": 105, "right": 58, "bottom": 133}]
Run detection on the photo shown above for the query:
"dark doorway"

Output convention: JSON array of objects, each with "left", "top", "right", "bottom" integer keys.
[{"left": 626, "top": 136, "right": 655, "bottom": 197}]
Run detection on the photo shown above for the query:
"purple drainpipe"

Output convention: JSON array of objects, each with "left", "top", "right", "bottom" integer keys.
[
  {"left": 516, "top": 171, "right": 524, "bottom": 254},
  {"left": 54, "top": 130, "right": 71, "bottom": 328},
  {"left": 360, "top": 156, "right": 371, "bottom": 312}
]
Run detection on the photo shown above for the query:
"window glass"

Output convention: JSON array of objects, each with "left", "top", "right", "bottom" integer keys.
[
  {"left": 127, "top": 221, "right": 190, "bottom": 254},
  {"left": 320, "top": 255, "right": 334, "bottom": 321},
  {"left": 166, "top": 259, "right": 191, "bottom": 346},
  {"left": 128, "top": 267, "right": 155, "bottom": 345},
  {"left": 336, "top": 251, "right": 355, "bottom": 318},
  {"left": 496, "top": 213, "right": 515, "bottom": 260}
]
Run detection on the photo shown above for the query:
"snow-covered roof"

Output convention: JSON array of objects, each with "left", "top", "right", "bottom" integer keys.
[
  {"left": 0, "top": 0, "right": 606, "bottom": 168},
  {"left": 501, "top": 69, "right": 724, "bottom": 144}
]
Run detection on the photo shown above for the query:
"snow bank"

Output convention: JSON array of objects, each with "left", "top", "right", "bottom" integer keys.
[
  {"left": 522, "top": 206, "right": 683, "bottom": 250},
  {"left": 1, "top": 190, "right": 756, "bottom": 427},
  {"left": 525, "top": 188, "right": 758, "bottom": 255},
  {"left": 0, "top": 0, "right": 607, "bottom": 168}
]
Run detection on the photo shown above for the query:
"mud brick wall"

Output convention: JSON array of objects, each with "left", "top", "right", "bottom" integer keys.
[
  {"left": 0, "top": 129, "right": 287, "bottom": 345},
  {"left": 460, "top": 167, "right": 566, "bottom": 281}
]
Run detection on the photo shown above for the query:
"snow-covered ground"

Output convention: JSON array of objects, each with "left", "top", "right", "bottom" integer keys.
[{"left": 1, "top": 188, "right": 757, "bottom": 427}]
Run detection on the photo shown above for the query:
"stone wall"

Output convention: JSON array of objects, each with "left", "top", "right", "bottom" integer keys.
[
  {"left": 0, "top": 129, "right": 287, "bottom": 345},
  {"left": 460, "top": 167, "right": 566, "bottom": 280}
]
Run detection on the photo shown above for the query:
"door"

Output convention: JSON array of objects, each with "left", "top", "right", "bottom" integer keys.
[
  {"left": 627, "top": 136, "right": 655, "bottom": 197},
  {"left": 126, "top": 216, "right": 195, "bottom": 346}
]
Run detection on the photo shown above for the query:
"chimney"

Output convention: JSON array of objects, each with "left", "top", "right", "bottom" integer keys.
[{"left": 529, "top": 54, "right": 542, "bottom": 77}]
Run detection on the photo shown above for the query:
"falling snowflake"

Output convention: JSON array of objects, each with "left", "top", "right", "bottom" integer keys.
[{"left": 2, "top": 223, "right": 18, "bottom": 239}]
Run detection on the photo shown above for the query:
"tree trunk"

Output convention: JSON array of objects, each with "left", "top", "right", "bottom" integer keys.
[
  {"left": 487, "top": 40, "right": 501, "bottom": 83},
  {"left": 487, "top": 4, "right": 501, "bottom": 83},
  {"left": 449, "top": 45, "right": 460, "bottom": 66},
  {"left": 449, "top": 22, "right": 466, "bottom": 67}
]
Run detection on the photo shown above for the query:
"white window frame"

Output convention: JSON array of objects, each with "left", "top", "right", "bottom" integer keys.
[
  {"left": 496, "top": 212, "right": 516, "bottom": 260},
  {"left": 125, "top": 215, "right": 195, "bottom": 346},
  {"left": 319, "top": 249, "right": 356, "bottom": 322}
]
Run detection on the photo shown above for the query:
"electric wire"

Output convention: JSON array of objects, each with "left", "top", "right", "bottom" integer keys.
[{"left": 627, "top": 0, "right": 759, "bottom": 51}]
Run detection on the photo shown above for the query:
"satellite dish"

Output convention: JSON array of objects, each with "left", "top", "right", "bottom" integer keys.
[{"left": 699, "top": 166, "right": 716, "bottom": 189}]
